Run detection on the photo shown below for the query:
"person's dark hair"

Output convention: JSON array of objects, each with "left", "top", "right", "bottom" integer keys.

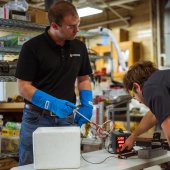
[
  {"left": 123, "top": 61, "right": 158, "bottom": 91},
  {"left": 48, "top": 0, "right": 78, "bottom": 25}
]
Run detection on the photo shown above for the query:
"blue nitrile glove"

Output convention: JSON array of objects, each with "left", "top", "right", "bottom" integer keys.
[
  {"left": 74, "top": 90, "right": 93, "bottom": 127},
  {"left": 32, "top": 90, "right": 76, "bottom": 118}
]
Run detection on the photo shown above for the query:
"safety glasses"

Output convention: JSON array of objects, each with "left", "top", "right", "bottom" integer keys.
[
  {"left": 65, "top": 23, "right": 80, "bottom": 30},
  {"left": 129, "top": 86, "right": 135, "bottom": 98},
  {"left": 58, "top": 22, "right": 80, "bottom": 30}
]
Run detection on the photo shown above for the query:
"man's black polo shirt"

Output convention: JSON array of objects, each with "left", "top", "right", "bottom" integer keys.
[{"left": 15, "top": 27, "right": 92, "bottom": 103}]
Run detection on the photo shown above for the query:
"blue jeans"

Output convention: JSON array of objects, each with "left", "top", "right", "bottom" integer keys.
[{"left": 19, "top": 108, "right": 75, "bottom": 166}]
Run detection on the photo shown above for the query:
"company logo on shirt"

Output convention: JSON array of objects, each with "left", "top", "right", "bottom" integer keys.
[{"left": 70, "top": 53, "right": 81, "bottom": 57}]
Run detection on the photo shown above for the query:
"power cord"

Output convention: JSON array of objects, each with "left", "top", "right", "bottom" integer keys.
[
  {"left": 81, "top": 138, "right": 118, "bottom": 164},
  {"left": 105, "top": 144, "right": 115, "bottom": 154},
  {"left": 81, "top": 152, "right": 118, "bottom": 164}
]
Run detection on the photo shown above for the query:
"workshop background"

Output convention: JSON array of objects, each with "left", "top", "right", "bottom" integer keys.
[{"left": 0, "top": 0, "right": 169, "bottom": 169}]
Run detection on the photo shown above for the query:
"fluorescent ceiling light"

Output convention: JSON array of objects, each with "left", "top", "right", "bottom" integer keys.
[{"left": 77, "top": 7, "right": 103, "bottom": 17}]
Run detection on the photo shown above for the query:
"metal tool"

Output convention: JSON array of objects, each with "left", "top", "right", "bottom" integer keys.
[
  {"left": 74, "top": 109, "right": 98, "bottom": 126},
  {"left": 73, "top": 109, "right": 109, "bottom": 136}
]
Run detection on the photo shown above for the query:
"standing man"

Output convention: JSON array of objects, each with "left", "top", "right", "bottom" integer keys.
[
  {"left": 121, "top": 61, "right": 170, "bottom": 151},
  {"left": 15, "top": 1, "right": 93, "bottom": 165}
]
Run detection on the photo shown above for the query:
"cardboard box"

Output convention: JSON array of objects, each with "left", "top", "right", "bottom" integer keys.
[
  {"left": 9, "top": 10, "right": 29, "bottom": 21},
  {"left": 28, "top": 9, "right": 49, "bottom": 25}
]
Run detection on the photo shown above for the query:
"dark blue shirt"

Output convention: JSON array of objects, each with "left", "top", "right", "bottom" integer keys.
[{"left": 143, "top": 70, "right": 170, "bottom": 124}]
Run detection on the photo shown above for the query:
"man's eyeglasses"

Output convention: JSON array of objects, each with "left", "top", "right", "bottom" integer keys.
[
  {"left": 65, "top": 23, "right": 80, "bottom": 30},
  {"left": 58, "top": 23, "right": 80, "bottom": 30},
  {"left": 129, "top": 86, "right": 135, "bottom": 98}
]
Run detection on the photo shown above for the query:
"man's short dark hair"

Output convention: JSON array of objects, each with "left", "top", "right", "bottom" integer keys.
[
  {"left": 48, "top": 1, "right": 78, "bottom": 25},
  {"left": 123, "top": 61, "right": 158, "bottom": 91}
]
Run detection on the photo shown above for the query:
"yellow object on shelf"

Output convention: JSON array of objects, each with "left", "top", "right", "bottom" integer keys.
[
  {"left": 2, "top": 127, "right": 20, "bottom": 137},
  {"left": 114, "top": 121, "right": 126, "bottom": 131}
]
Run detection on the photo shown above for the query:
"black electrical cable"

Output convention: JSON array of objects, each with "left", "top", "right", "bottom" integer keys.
[
  {"left": 106, "top": 144, "right": 115, "bottom": 154},
  {"left": 81, "top": 152, "right": 118, "bottom": 164},
  {"left": 81, "top": 138, "right": 118, "bottom": 164}
]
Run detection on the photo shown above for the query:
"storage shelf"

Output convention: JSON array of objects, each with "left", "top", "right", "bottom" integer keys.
[
  {"left": 0, "top": 102, "right": 24, "bottom": 111},
  {"left": 0, "top": 19, "right": 45, "bottom": 82},
  {"left": 0, "top": 47, "right": 21, "bottom": 54},
  {"left": 0, "top": 18, "right": 46, "bottom": 30},
  {"left": 0, "top": 76, "right": 16, "bottom": 82}
]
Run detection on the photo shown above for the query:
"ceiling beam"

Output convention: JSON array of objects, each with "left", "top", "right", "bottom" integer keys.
[
  {"left": 99, "top": 0, "right": 140, "bottom": 8},
  {"left": 116, "top": 4, "right": 134, "bottom": 10},
  {"left": 80, "top": 16, "right": 131, "bottom": 29},
  {"left": 100, "top": 0, "right": 129, "bottom": 26}
]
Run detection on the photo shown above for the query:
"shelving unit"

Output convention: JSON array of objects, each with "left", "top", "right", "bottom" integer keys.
[
  {"left": 106, "top": 101, "right": 131, "bottom": 131},
  {"left": 0, "top": 76, "right": 16, "bottom": 82},
  {"left": 0, "top": 47, "right": 21, "bottom": 54},
  {"left": 0, "top": 19, "right": 47, "bottom": 83},
  {"left": 0, "top": 20, "right": 45, "bottom": 131},
  {"left": 0, "top": 102, "right": 24, "bottom": 123},
  {"left": 0, "top": 18, "right": 46, "bottom": 30}
]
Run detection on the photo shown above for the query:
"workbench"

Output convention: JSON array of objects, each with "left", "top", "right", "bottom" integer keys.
[{"left": 11, "top": 149, "right": 170, "bottom": 170}]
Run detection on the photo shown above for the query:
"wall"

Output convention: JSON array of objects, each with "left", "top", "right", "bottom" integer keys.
[
  {"left": 126, "top": 0, "right": 153, "bottom": 61},
  {"left": 0, "top": 82, "right": 18, "bottom": 101}
]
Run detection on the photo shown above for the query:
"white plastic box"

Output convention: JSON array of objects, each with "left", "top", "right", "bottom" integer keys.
[{"left": 33, "top": 126, "right": 80, "bottom": 169}]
